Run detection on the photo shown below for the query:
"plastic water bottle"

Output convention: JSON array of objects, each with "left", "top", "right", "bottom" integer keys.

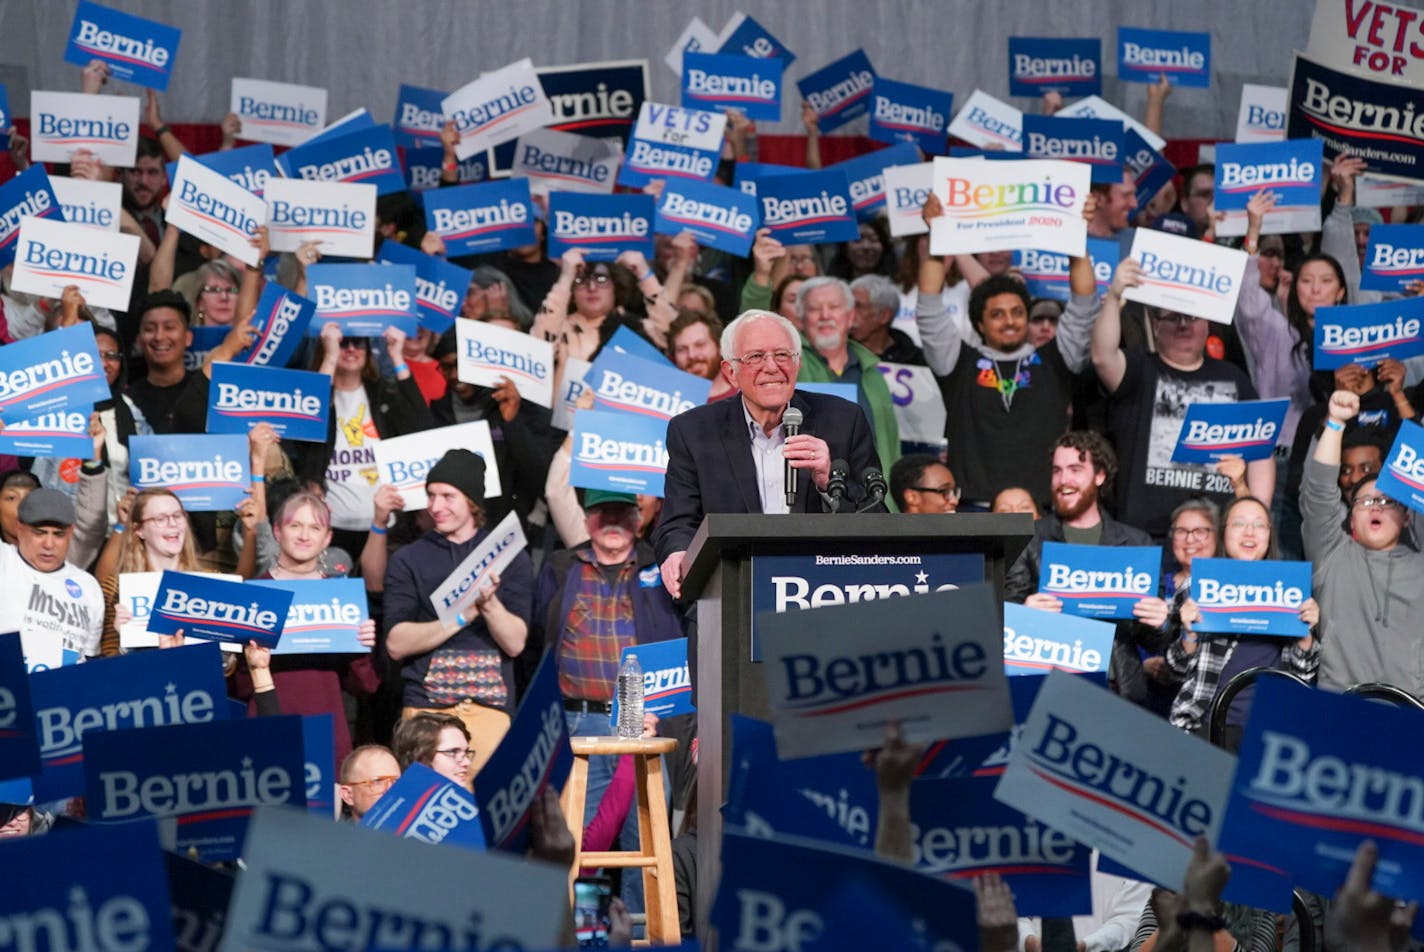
[{"left": 616, "top": 653, "right": 644, "bottom": 739}]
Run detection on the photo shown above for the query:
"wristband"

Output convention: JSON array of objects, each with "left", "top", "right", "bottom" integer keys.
[
  {"left": 370, "top": 523, "right": 388, "bottom": 535},
  {"left": 112, "top": 524, "right": 125, "bottom": 534},
  {"left": 154, "top": 124, "right": 172, "bottom": 137},
  {"left": 637, "top": 270, "right": 653, "bottom": 282},
  {"left": 1175, "top": 910, "right": 1227, "bottom": 932},
  {"left": 251, "top": 473, "right": 265, "bottom": 483},
  {"left": 1244, "top": 239, "right": 1258, "bottom": 255},
  {"left": 455, "top": 612, "right": 467, "bottom": 627},
  {"left": 393, "top": 363, "right": 409, "bottom": 376},
  {"left": 1325, "top": 419, "right": 1345, "bottom": 432},
  {"left": 442, "top": 160, "right": 458, "bottom": 172}
]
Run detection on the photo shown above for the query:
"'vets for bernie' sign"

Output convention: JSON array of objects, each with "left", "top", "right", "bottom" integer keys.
[
  {"left": 995, "top": 669, "right": 1235, "bottom": 891},
  {"left": 758, "top": 583, "right": 1012, "bottom": 760},
  {"left": 930, "top": 156, "right": 1088, "bottom": 258}
]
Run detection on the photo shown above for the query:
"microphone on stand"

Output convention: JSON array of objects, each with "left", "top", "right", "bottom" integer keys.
[
  {"left": 857, "top": 466, "right": 888, "bottom": 513},
  {"left": 826, "top": 458, "right": 849, "bottom": 512},
  {"left": 782, "top": 406, "right": 803, "bottom": 507}
]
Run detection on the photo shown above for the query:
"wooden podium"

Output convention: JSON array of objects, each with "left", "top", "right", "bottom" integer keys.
[{"left": 680, "top": 512, "right": 1033, "bottom": 939}]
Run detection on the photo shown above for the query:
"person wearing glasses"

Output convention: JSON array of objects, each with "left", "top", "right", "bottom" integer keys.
[
  {"left": 1092, "top": 259, "right": 1274, "bottom": 541},
  {"left": 1304, "top": 390, "right": 1424, "bottom": 697},
  {"left": 889, "top": 455, "right": 959, "bottom": 514},
  {"left": 1166, "top": 496, "right": 1319, "bottom": 750},
  {"left": 392, "top": 712, "right": 475, "bottom": 791},
  {"left": 532, "top": 249, "right": 676, "bottom": 375},
  {"left": 653, "top": 310, "right": 882, "bottom": 598},
  {"left": 337, "top": 744, "right": 402, "bottom": 821}
]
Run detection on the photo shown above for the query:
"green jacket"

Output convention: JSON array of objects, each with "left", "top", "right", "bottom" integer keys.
[{"left": 797, "top": 336, "right": 900, "bottom": 478}]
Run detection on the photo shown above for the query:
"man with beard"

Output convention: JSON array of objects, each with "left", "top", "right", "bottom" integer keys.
[
  {"left": 668, "top": 310, "right": 735, "bottom": 401},
  {"left": 795, "top": 277, "right": 900, "bottom": 476},
  {"left": 1004, "top": 433, "right": 1160, "bottom": 704}
]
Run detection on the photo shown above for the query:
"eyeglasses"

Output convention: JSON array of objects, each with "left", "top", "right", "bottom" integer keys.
[
  {"left": 201, "top": 285, "right": 239, "bottom": 296},
  {"left": 141, "top": 512, "right": 185, "bottom": 527},
  {"left": 1227, "top": 519, "right": 1270, "bottom": 532},
  {"left": 345, "top": 775, "right": 398, "bottom": 791},
  {"left": 730, "top": 349, "right": 799, "bottom": 368},
  {"left": 574, "top": 272, "right": 612, "bottom": 287},
  {"left": 1354, "top": 495, "right": 1401, "bottom": 510},
  {"left": 98, "top": 350, "right": 122, "bottom": 361},
  {"left": 1152, "top": 311, "right": 1198, "bottom": 326},
  {"left": 911, "top": 484, "right": 961, "bottom": 500},
  {"left": 339, "top": 337, "right": 368, "bottom": 349},
  {"left": 434, "top": 747, "right": 476, "bottom": 762},
  {"left": 1170, "top": 526, "right": 1213, "bottom": 541}
]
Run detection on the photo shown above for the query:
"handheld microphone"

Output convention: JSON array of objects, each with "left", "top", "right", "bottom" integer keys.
[
  {"left": 826, "top": 458, "right": 849, "bottom": 512},
  {"left": 782, "top": 406, "right": 803, "bottom": 507},
  {"left": 857, "top": 466, "right": 888, "bottom": 513}
]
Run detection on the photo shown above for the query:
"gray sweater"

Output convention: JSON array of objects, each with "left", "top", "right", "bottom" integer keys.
[{"left": 1300, "top": 457, "right": 1424, "bottom": 694}]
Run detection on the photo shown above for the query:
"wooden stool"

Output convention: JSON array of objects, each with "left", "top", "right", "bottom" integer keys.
[{"left": 561, "top": 736, "right": 679, "bottom": 946}]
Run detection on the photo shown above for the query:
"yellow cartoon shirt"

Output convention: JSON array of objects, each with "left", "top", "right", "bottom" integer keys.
[{"left": 326, "top": 387, "right": 382, "bottom": 531}]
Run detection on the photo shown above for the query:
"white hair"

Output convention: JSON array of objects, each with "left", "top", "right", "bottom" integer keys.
[
  {"left": 795, "top": 276, "right": 854, "bottom": 324},
  {"left": 850, "top": 274, "right": 899, "bottom": 314},
  {"left": 720, "top": 309, "right": 802, "bottom": 360}
]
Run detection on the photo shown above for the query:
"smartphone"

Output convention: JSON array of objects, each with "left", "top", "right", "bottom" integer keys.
[{"left": 573, "top": 875, "right": 612, "bottom": 949}]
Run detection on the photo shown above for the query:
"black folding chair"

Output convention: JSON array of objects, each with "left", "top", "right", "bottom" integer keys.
[
  {"left": 1207, "top": 666, "right": 1315, "bottom": 750},
  {"left": 1345, "top": 681, "right": 1424, "bottom": 711}
]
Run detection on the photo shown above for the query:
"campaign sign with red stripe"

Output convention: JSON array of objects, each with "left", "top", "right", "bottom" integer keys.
[
  {"left": 423, "top": 177, "right": 536, "bottom": 258},
  {"left": 1313, "top": 297, "right": 1424, "bottom": 370},
  {"left": 11, "top": 215, "right": 139, "bottom": 311},
  {"left": 587, "top": 349, "right": 709, "bottom": 420},
  {"left": 147, "top": 570, "right": 292, "bottom": 649},
  {"left": 83, "top": 715, "right": 305, "bottom": 862},
  {"left": 546, "top": 192, "right": 655, "bottom": 262},
  {"left": 757, "top": 168, "right": 859, "bottom": 246},
  {"left": 1003, "top": 602, "right": 1113, "bottom": 676},
  {"left": 264, "top": 177, "right": 374, "bottom": 260},
  {"left": 1288, "top": 52, "right": 1424, "bottom": 184},
  {"left": 1037, "top": 542, "right": 1160, "bottom": 620},
  {"left": 231, "top": 77, "right": 327, "bottom": 148},
  {"left": 1377, "top": 419, "right": 1424, "bottom": 514},
  {"left": 129, "top": 434, "right": 251, "bottom": 511},
  {"left": 758, "top": 583, "right": 1011, "bottom": 760},
  {"left": 276, "top": 122, "right": 405, "bottom": 196},
  {"left": 681, "top": 51, "right": 783, "bottom": 122},
  {"left": 251, "top": 578, "right": 369, "bottom": 655},
  {"left": 455, "top": 317, "right": 554, "bottom": 407},
  {"left": 1122, "top": 228, "right": 1247, "bottom": 325},
  {"left": 443, "top": 58, "right": 555, "bottom": 160},
  {"left": 1189, "top": 557, "right": 1311, "bottom": 638},
  {"left": 306, "top": 262, "right": 419, "bottom": 338},
  {"left": 1363, "top": 224, "right": 1424, "bottom": 293},
  {"left": 475, "top": 649, "right": 572, "bottom": 852},
  {"left": 207, "top": 362, "right": 329, "bottom": 443},
  {"left": 613, "top": 638, "right": 692, "bottom": 721},
  {"left": 64, "top": 2, "right": 181, "bottom": 90},
  {"left": 995, "top": 669, "right": 1236, "bottom": 894},
  {"left": 654, "top": 177, "right": 758, "bottom": 256},
  {"left": 1221, "top": 677, "right": 1424, "bottom": 901},
  {"left": 830, "top": 142, "right": 923, "bottom": 223},
  {"left": 360, "top": 761, "right": 486, "bottom": 851},
  {"left": 797, "top": 49, "right": 876, "bottom": 134},
  {"left": 1171, "top": 398, "right": 1290, "bottom": 464},
  {"left": 0, "top": 323, "right": 114, "bottom": 422},
  {"left": 0, "top": 632, "right": 40, "bottom": 782},
  {"left": 29, "top": 642, "right": 227, "bottom": 801},
  {"left": 1214, "top": 139, "right": 1323, "bottom": 237},
  {"left": 0, "top": 165, "right": 63, "bottom": 267}
]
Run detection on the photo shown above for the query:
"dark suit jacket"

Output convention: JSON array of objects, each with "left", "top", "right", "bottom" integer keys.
[{"left": 652, "top": 390, "right": 883, "bottom": 562}]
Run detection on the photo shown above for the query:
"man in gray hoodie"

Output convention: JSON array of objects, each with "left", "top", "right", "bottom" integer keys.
[{"left": 1302, "top": 390, "right": 1424, "bottom": 695}]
